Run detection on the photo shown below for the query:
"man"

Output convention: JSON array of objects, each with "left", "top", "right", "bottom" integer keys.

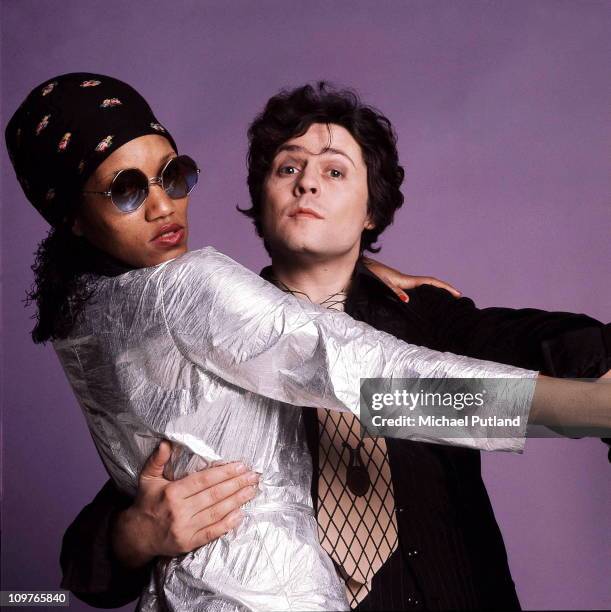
[{"left": 61, "top": 83, "right": 610, "bottom": 610}]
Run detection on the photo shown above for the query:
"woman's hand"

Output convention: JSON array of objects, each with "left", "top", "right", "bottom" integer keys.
[
  {"left": 362, "top": 257, "right": 461, "bottom": 303},
  {"left": 112, "top": 441, "right": 260, "bottom": 568}
]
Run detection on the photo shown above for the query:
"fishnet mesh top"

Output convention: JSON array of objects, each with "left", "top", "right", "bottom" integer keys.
[{"left": 271, "top": 279, "right": 399, "bottom": 607}]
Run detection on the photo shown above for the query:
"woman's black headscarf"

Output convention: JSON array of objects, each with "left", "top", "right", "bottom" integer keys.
[{"left": 6, "top": 72, "right": 177, "bottom": 226}]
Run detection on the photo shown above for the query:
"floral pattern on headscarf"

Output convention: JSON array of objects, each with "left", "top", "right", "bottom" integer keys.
[
  {"left": 58, "top": 133, "right": 72, "bottom": 152},
  {"left": 36, "top": 115, "right": 51, "bottom": 135},
  {"left": 41, "top": 82, "right": 57, "bottom": 96},
  {"left": 95, "top": 135, "right": 114, "bottom": 152},
  {"left": 101, "top": 98, "right": 122, "bottom": 108}
]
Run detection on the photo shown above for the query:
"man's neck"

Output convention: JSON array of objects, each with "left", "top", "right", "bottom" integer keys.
[{"left": 270, "top": 251, "right": 359, "bottom": 304}]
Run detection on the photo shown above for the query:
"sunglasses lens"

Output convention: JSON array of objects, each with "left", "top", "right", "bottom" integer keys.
[
  {"left": 163, "top": 155, "right": 199, "bottom": 199},
  {"left": 111, "top": 169, "right": 148, "bottom": 212}
]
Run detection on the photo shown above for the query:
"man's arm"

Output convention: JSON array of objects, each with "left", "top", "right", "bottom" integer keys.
[
  {"left": 60, "top": 480, "right": 147, "bottom": 608},
  {"left": 408, "top": 284, "right": 610, "bottom": 376},
  {"left": 399, "top": 285, "right": 611, "bottom": 454},
  {"left": 60, "top": 443, "right": 257, "bottom": 608}
]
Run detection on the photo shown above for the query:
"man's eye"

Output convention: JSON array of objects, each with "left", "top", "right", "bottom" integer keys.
[
  {"left": 278, "top": 165, "right": 298, "bottom": 175},
  {"left": 329, "top": 169, "right": 343, "bottom": 178}
]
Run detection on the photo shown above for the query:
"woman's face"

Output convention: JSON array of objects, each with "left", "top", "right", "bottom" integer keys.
[{"left": 74, "top": 134, "right": 189, "bottom": 268}]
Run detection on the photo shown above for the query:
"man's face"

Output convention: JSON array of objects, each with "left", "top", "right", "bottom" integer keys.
[{"left": 261, "top": 123, "right": 372, "bottom": 262}]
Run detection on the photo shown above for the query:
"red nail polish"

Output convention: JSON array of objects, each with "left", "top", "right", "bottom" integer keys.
[{"left": 400, "top": 294, "right": 408, "bottom": 302}]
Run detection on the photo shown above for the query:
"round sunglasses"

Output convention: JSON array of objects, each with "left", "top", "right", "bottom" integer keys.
[{"left": 83, "top": 154, "right": 200, "bottom": 213}]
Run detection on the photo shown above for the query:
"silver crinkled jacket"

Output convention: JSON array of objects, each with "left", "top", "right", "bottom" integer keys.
[{"left": 54, "top": 248, "right": 537, "bottom": 612}]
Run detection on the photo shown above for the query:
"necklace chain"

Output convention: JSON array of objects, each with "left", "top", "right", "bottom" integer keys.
[{"left": 270, "top": 276, "right": 348, "bottom": 312}]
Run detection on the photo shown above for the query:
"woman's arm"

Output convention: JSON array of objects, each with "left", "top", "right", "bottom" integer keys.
[
  {"left": 530, "top": 375, "right": 611, "bottom": 430},
  {"left": 160, "top": 249, "right": 529, "bottom": 413},
  {"left": 159, "top": 249, "right": 610, "bottom": 446}
]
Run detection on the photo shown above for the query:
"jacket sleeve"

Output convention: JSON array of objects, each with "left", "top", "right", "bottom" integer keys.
[
  {"left": 60, "top": 480, "right": 150, "bottom": 608},
  {"left": 159, "top": 248, "right": 538, "bottom": 452},
  {"left": 408, "top": 285, "right": 610, "bottom": 453},
  {"left": 541, "top": 324, "right": 611, "bottom": 378},
  {"left": 407, "top": 285, "right": 610, "bottom": 377}
]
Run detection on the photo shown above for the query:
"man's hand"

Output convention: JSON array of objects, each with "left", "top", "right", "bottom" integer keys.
[
  {"left": 362, "top": 257, "right": 461, "bottom": 303},
  {"left": 112, "top": 441, "right": 260, "bottom": 568}
]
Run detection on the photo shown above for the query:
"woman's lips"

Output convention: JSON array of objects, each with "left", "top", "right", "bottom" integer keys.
[{"left": 151, "top": 225, "right": 185, "bottom": 248}]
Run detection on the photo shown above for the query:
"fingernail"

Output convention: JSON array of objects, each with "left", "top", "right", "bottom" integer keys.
[
  {"left": 234, "top": 462, "right": 247, "bottom": 474},
  {"left": 246, "top": 471, "right": 260, "bottom": 484},
  {"left": 399, "top": 294, "right": 408, "bottom": 302}
]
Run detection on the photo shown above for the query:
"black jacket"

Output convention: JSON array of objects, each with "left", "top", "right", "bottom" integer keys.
[{"left": 60, "top": 264, "right": 611, "bottom": 609}]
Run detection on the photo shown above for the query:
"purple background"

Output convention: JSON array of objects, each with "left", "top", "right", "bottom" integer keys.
[{"left": 2, "top": 1, "right": 610, "bottom": 610}]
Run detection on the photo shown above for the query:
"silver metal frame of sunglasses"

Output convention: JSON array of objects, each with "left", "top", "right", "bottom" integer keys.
[{"left": 82, "top": 154, "right": 200, "bottom": 213}]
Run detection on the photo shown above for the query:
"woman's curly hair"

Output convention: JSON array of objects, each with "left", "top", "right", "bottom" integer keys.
[
  {"left": 241, "top": 82, "right": 405, "bottom": 253},
  {"left": 27, "top": 221, "right": 98, "bottom": 344}
]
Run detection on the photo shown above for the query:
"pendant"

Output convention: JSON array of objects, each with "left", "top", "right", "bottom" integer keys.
[{"left": 344, "top": 441, "right": 370, "bottom": 497}]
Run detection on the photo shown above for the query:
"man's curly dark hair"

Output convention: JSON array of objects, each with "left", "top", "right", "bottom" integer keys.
[{"left": 241, "top": 82, "right": 405, "bottom": 253}]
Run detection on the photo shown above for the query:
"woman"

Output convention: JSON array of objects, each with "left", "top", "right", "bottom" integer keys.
[{"left": 6, "top": 73, "right": 609, "bottom": 612}]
